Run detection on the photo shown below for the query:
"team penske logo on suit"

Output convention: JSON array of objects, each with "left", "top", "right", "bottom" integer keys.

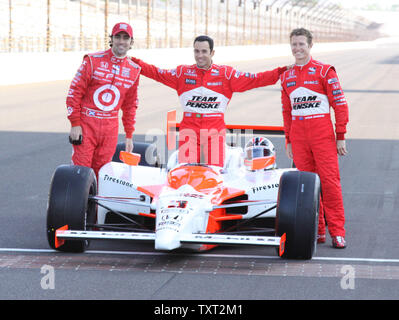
[
  {"left": 292, "top": 95, "right": 321, "bottom": 110},
  {"left": 180, "top": 87, "right": 229, "bottom": 113},
  {"left": 185, "top": 96, "right": 220, "bottom": 109},
  {"left": 289, "top": 87, "right": 329, "bottom": 116}
]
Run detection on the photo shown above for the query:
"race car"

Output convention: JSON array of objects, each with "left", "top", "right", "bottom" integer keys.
[{"left": 47, "top": 111, "right": 320, "bottom": 259}]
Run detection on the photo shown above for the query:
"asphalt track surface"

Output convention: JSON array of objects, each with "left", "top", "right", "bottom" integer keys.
[{"left": 1, "top": 40, "right": 399, "bottom": 304}]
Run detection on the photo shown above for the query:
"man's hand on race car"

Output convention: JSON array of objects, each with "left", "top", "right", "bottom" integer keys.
[
  {"left": 125, "top": 138, "right": 134, "bottom": 153},
  {"left": 285, "top": 143, "right": 293, "bottom": 159},
  {"left": 337, "top": 140, "right": 348, "bottom": 156},
  {"left": 69, "top": 126, "right": 83, "bottom": 145}
]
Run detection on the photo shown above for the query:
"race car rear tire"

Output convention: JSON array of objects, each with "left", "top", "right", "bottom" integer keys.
[
  {"left": 46, "top": 165, "right": 97, "bottom": 253},
  {"left": 112, "top": 141, "right": 159, "bottom": 167},
  {"left": 275, "top": 171, "right": 320, "bottom": 260}
]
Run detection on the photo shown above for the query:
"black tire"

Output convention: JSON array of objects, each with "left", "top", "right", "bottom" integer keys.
[
  {"left": 112, "top": 141, "right": 159, "bottom": 167},
  {"left": 275, "top": 171, "right": 320, "bottom": 259},
  {"left": 46, "top": 165, "right": 97, "bottom": 253}
]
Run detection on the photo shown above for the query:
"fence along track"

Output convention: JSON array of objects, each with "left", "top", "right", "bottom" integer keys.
[{"left": 1, "top": 0, "right": 380, "bottom": 53}]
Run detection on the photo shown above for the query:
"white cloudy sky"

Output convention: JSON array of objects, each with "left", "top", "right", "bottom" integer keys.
[
  {"left": 332, "top": 0, "right": 399, "bottom": 36},
  {"left": 333, "top": 0, "right": 399, "bottom": 9}
]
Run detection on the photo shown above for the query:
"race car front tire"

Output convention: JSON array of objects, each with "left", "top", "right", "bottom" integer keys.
[
  {"left": 275, "top": 171, "right": 320, "bottom": 259},
  {"left": 46, "top": 165, "right": 97, "bottom": 253}
]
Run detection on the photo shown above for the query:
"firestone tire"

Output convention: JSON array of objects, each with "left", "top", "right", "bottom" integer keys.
[
  {"left": 112, "top": 141, "right": 159, "bottom": 167},
  {"left": 275, "top": 170, "right": 320, "bottom": 260},
  {"left": 46, "top": 165, "right": 97, "bottom": 253}
]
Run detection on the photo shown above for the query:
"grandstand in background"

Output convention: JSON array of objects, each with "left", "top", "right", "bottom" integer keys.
[{"left": 0, "top": 0, "right": 382, "bottom": 53}]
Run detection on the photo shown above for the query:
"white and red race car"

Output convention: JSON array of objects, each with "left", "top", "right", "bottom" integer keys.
[{"left": 47, "top": 111, "right": 320, "bottom": 259}]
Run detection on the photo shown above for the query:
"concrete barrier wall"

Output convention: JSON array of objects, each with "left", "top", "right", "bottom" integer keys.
[{"left": 1, "top": 38, "right": 389, "bottom": 86}]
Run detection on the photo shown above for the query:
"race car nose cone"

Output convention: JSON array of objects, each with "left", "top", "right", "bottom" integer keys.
[{"left": 155, "top": 229, "right": 181, "bottom": 251}]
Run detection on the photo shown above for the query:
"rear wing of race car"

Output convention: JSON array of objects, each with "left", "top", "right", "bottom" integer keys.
[{"left": 166, "top": 109, "right": 286, "bottom": 151}]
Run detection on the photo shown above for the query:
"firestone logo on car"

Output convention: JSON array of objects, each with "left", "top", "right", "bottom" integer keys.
[
  {"left": 103, "top": 174, "right": 133, "bottom": 188},
  {"left": 251, "top": 183, "right": 279, "bottom": 193}
]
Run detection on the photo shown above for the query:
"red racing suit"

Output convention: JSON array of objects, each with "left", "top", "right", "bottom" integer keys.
[
  {"left": 66, "top": 48, "right": 141, "bottom": 176},
  {"left": 131, "top": 57, "right": 285, "bottom": 166},
  {"left": 280, "top": 58, "right": 349, "bottom": 237}
]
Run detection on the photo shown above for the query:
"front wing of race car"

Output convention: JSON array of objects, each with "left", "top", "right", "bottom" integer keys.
[{"left": 55, "top": 227, "right": 286, "bottom": 256}]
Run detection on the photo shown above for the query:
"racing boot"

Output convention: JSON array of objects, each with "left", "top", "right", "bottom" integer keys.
[{"left": 332, "top": 236, "right": 346, "bottom": 248}]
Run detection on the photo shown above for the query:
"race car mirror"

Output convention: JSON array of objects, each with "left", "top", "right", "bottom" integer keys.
[{"left": 119, "top": 151, "right": 141, "bottom": 166}]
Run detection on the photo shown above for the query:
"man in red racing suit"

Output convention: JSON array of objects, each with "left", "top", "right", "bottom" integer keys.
[
  {"left": 131, "top": 35, "right": 286, "bottom": 167},
  {"left": 66, "top": 23, "right": 141, "bottom": 177},
  {"left": 280, "top": 28, "right": 349, "bottom": 248}
]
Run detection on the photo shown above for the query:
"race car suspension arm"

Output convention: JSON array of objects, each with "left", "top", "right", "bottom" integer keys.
[
  {"left": 220, "top": 204, "right": 277, "bottom": 233},
  {"left": 93, "top": 199, "right": 151, "bottom": 231},
  {"left": 87, "top": 223, "right": 153, "bottom": 233},
  {"left": 213, "top": 199, "right": 276, "bottom": 209},
  {"left": 218, "top": 228, "right": 275, "bottom": 235},
  {"left": 89, "top": 195, "right": 153, "bottom": 209}
]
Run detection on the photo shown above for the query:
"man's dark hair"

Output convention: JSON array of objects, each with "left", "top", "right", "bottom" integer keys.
[
  {"left": 290, "top": 28, "right": 313, "bottom": 45},
  {"left": 193, "top": 35, "right": 214, "bottom": 52}
]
